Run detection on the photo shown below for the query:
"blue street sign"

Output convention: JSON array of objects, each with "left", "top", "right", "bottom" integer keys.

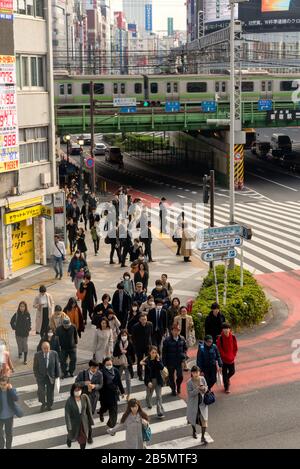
[
  {"left": 258, "top": 99, "right": 273, "bottom": 111},
  {"left": 201, "top": 248, "right": 237, "bottom": 262},
  {"left": 197, "top": 237, "right": 242, "bottom": 251},
  {"left": 165, "top": 101, "right": 181, "bottom": 112},
  {"left": 85, "top": 157, "right": 95, "bottom": 169},
  {"left": 120, "top": 106, "right": 137, "bottom": 113},
  {"left": 202, "top": 101, "right": 217, "bottom": 113}
]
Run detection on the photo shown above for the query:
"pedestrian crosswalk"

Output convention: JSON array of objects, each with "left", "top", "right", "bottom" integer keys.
[
  {"left": 147, "top": 200, "right": 300, "bottom": 274},
  {"left": 13, "top": 371, "right": 213, "bottom": 449}
]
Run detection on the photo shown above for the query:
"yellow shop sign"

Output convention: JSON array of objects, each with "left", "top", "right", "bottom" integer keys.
[{"left": 4, "top": 205, "right": 43, "bottom": 225}]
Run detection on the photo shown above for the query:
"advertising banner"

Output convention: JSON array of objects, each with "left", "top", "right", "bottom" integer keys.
[
  {"left": 145, "top": 4, "right": 152, "bottom": 32},
  {"left": 0, "top": 0, "right": 13, "bottom": 20},
  {"left": 239, "top": 0, "right": 300, "bottom": 32}
]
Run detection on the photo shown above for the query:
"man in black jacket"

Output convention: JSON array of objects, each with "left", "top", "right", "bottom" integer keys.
[
  {"left": 66, "top": 218, "right": 78, "bottom": 254},
  {"left": 79, "top": 273, "right": 98, "bottom": 324},
  {"left": 55, "top": 317, "right": 78, "bottom": 378},
  {"left": 112, "top": 282, "right": 132, "bottom": 328},
  {"left": 131, "top": 314, "right": 153, "bottom": 381},
  {"left": 140, "top": 220, "right": 153, "bottom": 262},
  {"left": 204, "top": 302, "right": 225, "bottom": 343},
  {"left": 75, "top": 360, "right": 103, "bottom": 414},
  {"left": 33, "top": 341, "right": 60, "bottom": 412},
  {"left": 162, "top": 324, "right": 187, "bottom": 396},
  {"left": 148, "top": 299, "right": 167, "bottom": 351}
]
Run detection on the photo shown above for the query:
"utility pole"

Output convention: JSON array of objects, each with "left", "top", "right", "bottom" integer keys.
[
  {"left": 202, "top": 171, "right": 215, "bottom": 271},
  {"left": 90, "top": 81, "right": 95, "bottom": 193}
]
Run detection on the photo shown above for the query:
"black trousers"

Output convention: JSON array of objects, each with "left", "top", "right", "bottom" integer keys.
[
  {"left": 144, "top": 241, "right": 152, "bottom": 261},
  {"left": 121, "top": 245, "right": 131, "bottom": 266},
  {"left": 167, "top": 364, "right": 183, "bottom": 393},
  {"left": 82, "top": 301, "right": 94, "bottom": 321},
  {"left": 60, "top": 349, "right": 77, "bottom": 375},
  {"left": 151, "top": 331, "right": 163, "bottom": 351},
  {"left": 204, "top": 369, "right": 217, "bottom": 390},
  {"left": 222, "top": 363, "right": 235, "bottom": 390},
  {"left": 0, "top": 417, "right": 13, "bottom": 449},
  {"left": 176, "top": 240, "right": 181, "bottom": 255},
  {"left": 40, "top": 308, "right": 49, "bottom": 337},
  {"left": 93, "top": 238, "right": 100, "bottom": 254},
  {"left": 37, "top": 376, "right": 55, "bottom": 407},
  {"left": 68, "top": 237, "right": 76, "bottom": 254},
  {"left": 110, "top": 243, "right": 121, "bottom": 263},
  {"left": 99, "top": 402, "right": 118, "bottom": 428},
  {"left": 159, "top": 213, "right": 167, "bottom": 234}
]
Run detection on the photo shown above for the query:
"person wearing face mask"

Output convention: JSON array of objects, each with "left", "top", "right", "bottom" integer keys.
[
  {"left": 33, "top": 285, "right": 55, "bottom": 337},
  {"left": 75, "top": 360, "right": 103, "bottom": 415},
  {"left": 140, "top": 295, "right": 155, "bottom": 315},
  {"left": 131, "top": 315, "right": 153, "bottom": 381},
  {"left": 140, "top": 346, "right": 165, "bottom": 418},
  {"left": 127, "top": 303, "right": 141, "bottom": 336},
  {"left": 65, "top": 384, "right": 94, "bottom": 449},
  {"left": 112, "top": 282, "right": 132, "bottom": 329},
  {"left": 133, "top": 282, "right": 147, "bottom": 306},
  {"left": 134, "top": 263, "right": 149, "bottom": 292},
  {"left": 10, "top": 301, "right": 31, "bottom": 365},
  {"left": 93, "top": 318, "right": 113, "bottom": 364},
  {"left": 113, "top": 330, "right": 135, "bottom": 400},
  {"left": 123, "top": 272, "right": 135, "bottom": 298},
  {"left": 166, "top": 298, "right": 181, "bottom": 334},
  {"left": 107, "top": 398, "right": 149, "bottom": 449},
  {"left": 187, "top": 366, "right": 209, "bottom": 443},
  {"left": 55, "top": 318, "right": 78, "bottom": 378},
  {"left": 37, "top": 328, "right": 61, "bottom": 356},
  {"left": 49, "top": 305, "right": 68, "bottom": 333},
  {"left": 0, "top": 376, "right": 22, "bottom": 449},
  {"left": 151, "top": 280, "right": 168, "bottom": 303},
  {"left": 107, "top": 309, "right": 121, "bottom": 344},
  {"left": 99, "top": 357, "right": 125, "bottom": 427},
  {"left": 92, "top": 294, "right": 112, "bottom": 327},
  {"left": 67, "top": 251, "right": 87, "bottom": 291},
  {"left": 148, "top": 299, "right": 167, "bottom": 352},
  {"left": 162, "top": 324, "right": 187, "bottom": 396}
]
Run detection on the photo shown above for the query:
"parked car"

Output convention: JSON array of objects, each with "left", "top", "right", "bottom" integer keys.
[
  {"left": 94, "top": 143, "right": 107, "bottom": 156},
  {"left": 105, "top": 146, "right": 123, "bottom": 164},
  {"left": 70, "top": 142, "right": 81, "bottom": 155}
]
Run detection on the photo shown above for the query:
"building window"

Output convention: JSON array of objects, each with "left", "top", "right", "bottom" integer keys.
[
  {"left": 150, "top": 82, "right": 158, "bottom": 93},
  {"left": 241, "top": 81, "right": 254, "bottom": 92},
  {"left": 94, "top": 83, "right": 104, "bottom": 95},
  {"left": 121, "top": 83, "right": 125, "bottom": 94},
  {"left": 173, "top": 83, "right": 178, "bottom": 93},
  {"left": 19, "top": 126, "right": 49, "bottom": 165},
  {"left": 59, "top": 84, "right": 65, "bottom": 95},
  {"left": 186, "top": 82, "right": 207, "bottom": 93},
  {"left": 215, "top": 82, "right": 219, "bottom": 92},
  {"left": 280, "top": 81, "right": 297, "bottom": 91},
  {"left": 16, "top": 54, "right": 45, "bottom": 89},
  {"left": 167, "top": 82, "right": 171, "bottom": 93},
  {"left": 113, "top": 83, "right": 118, "bottom": 94},
  {"left": 15, "top": 0, "right": 45, "bottom": 18},
  {"left": 82, "top": 83, "right": 90, "bottom": 95},
  {"left": 221, "top": 82, "right": 226, "bottom": 92},
  {"left": 134, "top": 83, "right": 142, "bottom": 94}
]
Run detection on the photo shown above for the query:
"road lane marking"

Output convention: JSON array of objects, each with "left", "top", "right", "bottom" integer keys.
[{"left": 247, "top": 172, "right": 298, "bottom": 191}]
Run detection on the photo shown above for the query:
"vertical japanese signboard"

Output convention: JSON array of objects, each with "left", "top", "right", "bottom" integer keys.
[
  {"left": 0, "top": 0, "right": 13, "bottom": 20},
  {"left": 145, "top": 4, "right": 152, "bottom": 32},
  {"left": 0, "top": 54, "right": 19, "bottom": 173}
]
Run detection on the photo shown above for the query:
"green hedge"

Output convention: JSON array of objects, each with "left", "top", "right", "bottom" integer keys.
[{"left": 191, "top": 265, "right": 270, "bottom": 339}]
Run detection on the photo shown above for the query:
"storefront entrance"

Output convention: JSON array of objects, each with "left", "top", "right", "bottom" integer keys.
[{"left": 12, "top": 220, "right": 34, "bottom": 272}]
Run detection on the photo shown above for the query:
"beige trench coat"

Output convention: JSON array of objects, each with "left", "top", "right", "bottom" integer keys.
[
  {"left": 180, "top": 228, "right": 196, "bottom": 257},
  {"left": 33, "top": 292, "right": 55, "bottom": 333}
]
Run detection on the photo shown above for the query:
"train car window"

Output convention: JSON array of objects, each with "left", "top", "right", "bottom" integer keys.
[
  {"left": 121, "top": 83, "right": 126, "bottom": 94},
  {"left": 150, "top": 82, "right": 158, "bottom": 93},
  {"left": 59, "top": 84, "right": 65, "bottom": 95},
  {"left": 113, "top": 83, "right": 118, "bottom": 94},
  {"left": 67, "top": 83, "right": 72, "bottom": 95},
  {"left": 94, "top": 83, "right": 104, "bottom": 94},
  {"left": 222, "top": 82, "right": 226, "bottom": 92},
  {"left": 167, "top": 82, "right": 171, "bottom": 93},
  {"left": 187, "top": 82, "right": 207, "bottom": 93},
  {"left": 215, "top": 82, "right": 220, "bottom": 92},
  {"left": 241, "top": 82, "right": 254, "bottom": 92},
  {"left": 173, "top": 82, "right": 178, "bottom": 92},
  {"left": 82, "top": 83, "right": 90, "bottom": 95},
  {"left": 134, "top": 83, "right": 142, "bottom": 94},
  {"left": 268, "top": 81, "right": 272, "bottom": 91},
  {"left": 280, "top": 81, "right": 297, "bottom": 91},
  {"left": 261, "top": 81, "right": 266, "bottom": 92}
]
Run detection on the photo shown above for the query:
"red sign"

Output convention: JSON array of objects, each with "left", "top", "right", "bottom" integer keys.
[{"left": 85, "top": 157, "right": 95, "bottom": 169}]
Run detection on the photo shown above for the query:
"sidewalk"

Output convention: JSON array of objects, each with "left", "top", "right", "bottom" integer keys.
[{"left": 0, "top": 208, "right": 207, "bottom": 376}]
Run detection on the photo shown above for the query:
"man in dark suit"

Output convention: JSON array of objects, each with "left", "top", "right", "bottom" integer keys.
[
  {"left": 148, "top": 298, "right": 167, "bottom": 351},
  {"left": 33, "top": 341, "right": 60, "bottom": 412},
  {"left": 75, "top": 359, "right": 103, "bottom": 415},
  {"left": 112, "top": 282, "right": 132, "bottom": 328},
  {"left": 131, "top": 314, "right": 153, "bottom": 381}
]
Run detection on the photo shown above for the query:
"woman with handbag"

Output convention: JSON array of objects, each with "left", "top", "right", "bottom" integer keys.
[
  {"left": 113, "top": 330, "right": 135, "bottom": 400},
  {"left": 0, "top": 376, "right": 22, "bottom": 449},
  {"left": 107, "top": 309, "right": 121, "bottom": 344},
  {"left": 99, "top": 357, "right": 125, "bottom": 428},
  {"left": 10, "top": 301, "right": 31, "bottom": 365},
  {"left": 92, "top": 294, "right": 112, "bottom": 327},
  {"left": 187, "top": 365, "right": 209, "bottom": 444},
  {"left": 140, "top": 346, "right": 165, "bottom": 419},
  {"left": 93, "top": 318, "right": 113, "bottom": 364},
  {"left": 67, "top": 251, "right": 87, "bottom": 291},
  {"left": 76, "top": 228, "right": 88, "bottom": 260},
  {"left": 107, "top": 398, "right": 150, "bottom": 449},
  {"left": 65, "top": 383, "right": 94, "bottom": 449},
  {"left": 174, "top": 306, "right": 195, "bottom": 371}
]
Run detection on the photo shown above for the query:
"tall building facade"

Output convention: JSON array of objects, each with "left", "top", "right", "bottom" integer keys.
[
  {"left": 123, "top": 0, "right": 153, "bottom": 36},
  {"left": 0, "top": 0, "right": 60, "bottom": 280}
]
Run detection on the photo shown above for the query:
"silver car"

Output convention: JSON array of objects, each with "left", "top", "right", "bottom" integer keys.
[{"left": 94, "top": 143, "right": 107, "bottom": 156}]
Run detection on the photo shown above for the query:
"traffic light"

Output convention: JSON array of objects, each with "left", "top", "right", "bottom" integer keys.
[
  {"left": 143, "top": 100, "right": 161, "bottom": 107},
  {"left": 143, "top": 100, "right": 150, "bottom": 107},
  {"left": 203, "top": 174, "right": 209, "bottom": 204}
]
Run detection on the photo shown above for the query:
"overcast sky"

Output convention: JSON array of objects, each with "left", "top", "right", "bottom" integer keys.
[{"left": 111, "top": 0, "right": 187, "bottom": 31}]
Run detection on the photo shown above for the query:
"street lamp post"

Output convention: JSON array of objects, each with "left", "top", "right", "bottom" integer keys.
[
  {"left": 64, "top": 134, "right": 71, "bottom": 162},
  {"left": 78, "top": 138, "right": 84, "bottom": 194}
]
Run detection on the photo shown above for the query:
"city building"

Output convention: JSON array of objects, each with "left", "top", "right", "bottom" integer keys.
[
  {"left": 111, "top": 11, "right": 128, "bottom": 74},
  {"left": 0, "top": 0, "right": 61, "bottom": 280},
  {"left": 123, "top": 0, "right": 153, "bottom": 36}
]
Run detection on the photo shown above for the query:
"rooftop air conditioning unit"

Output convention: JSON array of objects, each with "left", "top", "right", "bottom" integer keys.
[{"left": 40, "top": 172, "right": 51, "bottom": 185}]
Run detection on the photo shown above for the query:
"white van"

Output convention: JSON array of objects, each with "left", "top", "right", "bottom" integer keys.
[{"left": 270, "top": 134, "right": 292, "bottom": 152}]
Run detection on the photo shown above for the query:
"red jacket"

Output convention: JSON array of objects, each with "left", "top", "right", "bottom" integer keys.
[{"left": 216, "top": 332, "right": 238, "bottom": 364}]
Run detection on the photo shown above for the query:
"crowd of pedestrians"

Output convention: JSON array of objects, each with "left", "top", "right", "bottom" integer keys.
[{"left": 0, "top": 183, "right": 239, "bottom": 450}]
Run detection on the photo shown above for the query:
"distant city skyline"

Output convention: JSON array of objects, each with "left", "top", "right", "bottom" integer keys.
[{"left": 111, "top": 0, "right": 186, "bottom": 31}]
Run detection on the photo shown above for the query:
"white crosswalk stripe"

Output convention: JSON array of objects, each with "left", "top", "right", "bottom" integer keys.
[
  {"left": 13, "top": 372, "right": 212, "bottom": 449},
  {"left": 146, "top": 200, "right": 300, "bottom": 274}
]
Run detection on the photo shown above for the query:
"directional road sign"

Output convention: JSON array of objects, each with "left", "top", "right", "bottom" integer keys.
[
  {"left": 113, "top": 97, "right": 136, "bottom": 107},
  {"left": 165, "top": 101, "right": 181, "bottom": 112},
  {"left": 202, "top": 101, "right": 217, "bottom": 113},
  {"left": 198, "top": 224, "right": 242, "bottom": 241},
  {"left": 197, "top": 237, "right": 242, "bottom": 251},
  {"left": 258, "top": 99, "right": 273, "bottom": 111},
  {"left": 201, "top": 249, "right": 237, "bottom": 262},
  {"left": 85, "top": 157, "right": 95, "bottom": 169},
  {"left": 120, "top": 106, "right": 137, "bottom": 113}
]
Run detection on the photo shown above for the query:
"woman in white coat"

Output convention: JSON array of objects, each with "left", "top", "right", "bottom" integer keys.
[
  {"left": 93, "top": 318, "right": 113, "bottom": 364},
  {"left": 186, "top": 365, "right": 209, "bottom": 444},
  {"left": 33, "top": 285, "right": 55, "bottom": 337}
]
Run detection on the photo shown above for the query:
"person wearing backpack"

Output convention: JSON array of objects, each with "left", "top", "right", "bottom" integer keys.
[
  {"left": 196, "top": 335, "right": 223, "bottom": 390},
  {"left": 216, "top": 323, "right": 238, "bottom": 394},
  {"left": 10, "top": 302, "right": 31, "bottom": 365}
]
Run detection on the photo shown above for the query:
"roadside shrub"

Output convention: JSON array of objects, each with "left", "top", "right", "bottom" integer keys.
[{"left": 192, "top": 265, "right": 269, "bottom": 339}]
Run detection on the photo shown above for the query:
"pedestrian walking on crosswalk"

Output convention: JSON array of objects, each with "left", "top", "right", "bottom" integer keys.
[
  {"left": 33, "top": 342, "right": 60, "bottom": 412},
  {"left": 65, "top": 383, "right": 94, "bottom": 449},
  {"left": 107, "top": 398, "right": 150, "bottom": 449},
  {"left": 0, "top": 376, "right": 22, "bottom": 449},
  {"left": 141, "top": 346, "right": 165, "bottom": 418},
  {"left": 10, "top": 301, "right": 31, "bottom": 366},
  {"left": 99, "top": 357, "right": 125, "bottom": 428},
  {"left": 187, "top": 366, "right": 209, "bottom": 444},
  {"left": 162, "top": 324, "right": 187, "bottom": 396}
]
